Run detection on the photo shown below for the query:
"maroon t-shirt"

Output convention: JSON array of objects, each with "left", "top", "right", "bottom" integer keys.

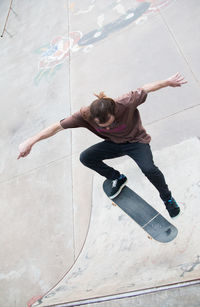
[{"left": 60, "top": 89, "right": 151, "bottom": 144}]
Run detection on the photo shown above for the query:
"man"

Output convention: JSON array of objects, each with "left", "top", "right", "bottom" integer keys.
[{"left": 18, "top": 73, "right": 187, "bottom": 218}]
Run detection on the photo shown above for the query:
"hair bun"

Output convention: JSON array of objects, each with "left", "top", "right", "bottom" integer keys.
[{"left": 94, "top": 91, "right": 107, "bottom": 99}]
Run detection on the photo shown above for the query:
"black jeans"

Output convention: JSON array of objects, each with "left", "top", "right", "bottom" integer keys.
[{"left": 80, "top": 141, "right": 172, "bottom": 202}]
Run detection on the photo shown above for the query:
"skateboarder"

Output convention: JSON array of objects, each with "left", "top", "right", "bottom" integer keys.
[{"left": 18, "top": 73, "right": 187, "bottom": 218}]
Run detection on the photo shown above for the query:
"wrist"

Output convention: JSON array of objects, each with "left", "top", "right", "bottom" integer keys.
[
  {"left": 28, "top": 136, "right": 38, "bottom": 146},
  {"left": 165, "top": 79, "right": 170, "bottom": 87}
]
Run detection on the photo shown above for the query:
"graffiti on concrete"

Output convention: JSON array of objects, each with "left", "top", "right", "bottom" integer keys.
[
  {"left": 34, "top": 0, "right": 173, "bottom": 84},
  {"left": 34, "top": 32, "right": 82, "bottom": 85},
  {"left": 72, "top": 0, "right": 173, "bottom": 47},
  {"left": 76, "top": 1, "right": 150, "bottom": 46}
]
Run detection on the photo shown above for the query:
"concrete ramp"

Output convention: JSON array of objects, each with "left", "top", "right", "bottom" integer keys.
[{"left": 31, "top": 138, "right": 200, "bottom": 307}]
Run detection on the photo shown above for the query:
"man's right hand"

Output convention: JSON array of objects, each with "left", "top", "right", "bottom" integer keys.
[
  {"left": 17, "top": 140, "right": 33, "bottom": 159},
  {"left": 17, "top": 122, "right": 64, "bottom": 160}
]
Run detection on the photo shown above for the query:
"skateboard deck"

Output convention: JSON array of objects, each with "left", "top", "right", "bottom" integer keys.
[{"left": 103, "top": 180, "right": 178, "bottom": 243}]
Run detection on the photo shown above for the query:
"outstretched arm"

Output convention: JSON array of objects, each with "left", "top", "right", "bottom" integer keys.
[
  {"left": 141, "top": 72, "right": 187, "bottom": 93},
  {"left": 17, "top": 122, "right": 64, "bottom": 159}
]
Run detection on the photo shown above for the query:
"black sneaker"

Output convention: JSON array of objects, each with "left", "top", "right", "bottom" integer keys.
[
  {"left": 109, "top": 174, "right": 127, "bottom": 199},
  {"left": 164, "top": 197, "right": 180, "bottom": 218}
]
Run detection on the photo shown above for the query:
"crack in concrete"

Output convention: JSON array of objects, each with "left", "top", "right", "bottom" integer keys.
[
  {"left": 145, "top": 103, "right": 200, "bottom": 127},
  {"left": 156, "top": 1, "right": 200, "bottom": 87},
  {"left": 179, "top": 255, "right": 200, "bottom": 277}
]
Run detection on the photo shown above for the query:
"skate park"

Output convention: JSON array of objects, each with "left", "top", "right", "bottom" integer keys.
[{"left": 0, "top": 0, "right": 200, "bottom": 306}]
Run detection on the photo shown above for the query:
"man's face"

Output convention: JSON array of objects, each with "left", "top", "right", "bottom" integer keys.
[{"left": 94, "top": 114, "right": 115, "bottom": 130}]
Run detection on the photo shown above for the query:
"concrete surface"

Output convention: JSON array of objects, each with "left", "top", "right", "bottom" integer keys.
[
  {"left": 84, "top": 283, "right": 200, "bottom": 307},
  {"left": 30, "top": 138, "right": 200, "bottom": 307},
  {"left": 0, "top": 1, "right": 200, "bottom": 307},
  {"left": 0, "top": 1, "right": 75, "bottom": 306}
]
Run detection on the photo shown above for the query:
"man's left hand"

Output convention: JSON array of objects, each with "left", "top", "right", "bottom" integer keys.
[{"left": 167, "top": 72, "right": 187, "bottom": 87}]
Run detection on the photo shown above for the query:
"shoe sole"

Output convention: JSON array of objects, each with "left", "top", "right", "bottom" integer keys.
[{"left": 109, "top": 179, "right": 128, "bottom": 200}]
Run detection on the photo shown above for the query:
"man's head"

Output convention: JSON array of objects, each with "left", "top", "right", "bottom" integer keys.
[{"left": 89, "top": 92, "right": 115, "bottom": 129}]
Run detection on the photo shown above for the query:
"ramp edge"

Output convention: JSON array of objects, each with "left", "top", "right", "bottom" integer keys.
[{"left": 44, "top": 279, "right": 200, "bottom": 307}]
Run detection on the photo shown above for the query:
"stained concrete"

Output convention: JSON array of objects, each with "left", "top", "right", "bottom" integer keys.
[
  {"left": 0, "top": 1, "right": 200, "bottom": 307},
  {"left": 0, "top": 1, "right": 74, "bottom": 306}
]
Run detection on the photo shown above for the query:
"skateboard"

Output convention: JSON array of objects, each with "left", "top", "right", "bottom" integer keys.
[{"left": 103, "top": 180, "right": 178, "bottom": 243}]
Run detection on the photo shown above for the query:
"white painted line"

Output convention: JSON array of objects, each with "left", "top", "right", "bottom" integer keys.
[{"left": 142, "top": 213, "right": 160, "bottom": 228}]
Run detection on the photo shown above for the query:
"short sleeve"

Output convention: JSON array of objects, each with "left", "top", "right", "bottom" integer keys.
[
  {"left": 130, "top": 88, "right": 147, "bottom": 107},
  {"left": 60, "top": 111, "right": 87, "bottom": 129},
  {"left": 115, "top": 89, "right": 147, "bottom": 108}
]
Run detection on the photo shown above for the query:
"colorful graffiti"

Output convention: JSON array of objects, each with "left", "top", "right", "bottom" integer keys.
[
  {"left": 34, "top": 0, "right": 173, "bottom": 85},
  {"left": 34, "top": 32, "right": 82, "bottom": 85}
]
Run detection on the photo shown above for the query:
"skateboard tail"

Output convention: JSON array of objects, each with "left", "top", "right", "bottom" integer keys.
[{"left": 143, "top": 214, "right": 178, "bottom": 243}]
